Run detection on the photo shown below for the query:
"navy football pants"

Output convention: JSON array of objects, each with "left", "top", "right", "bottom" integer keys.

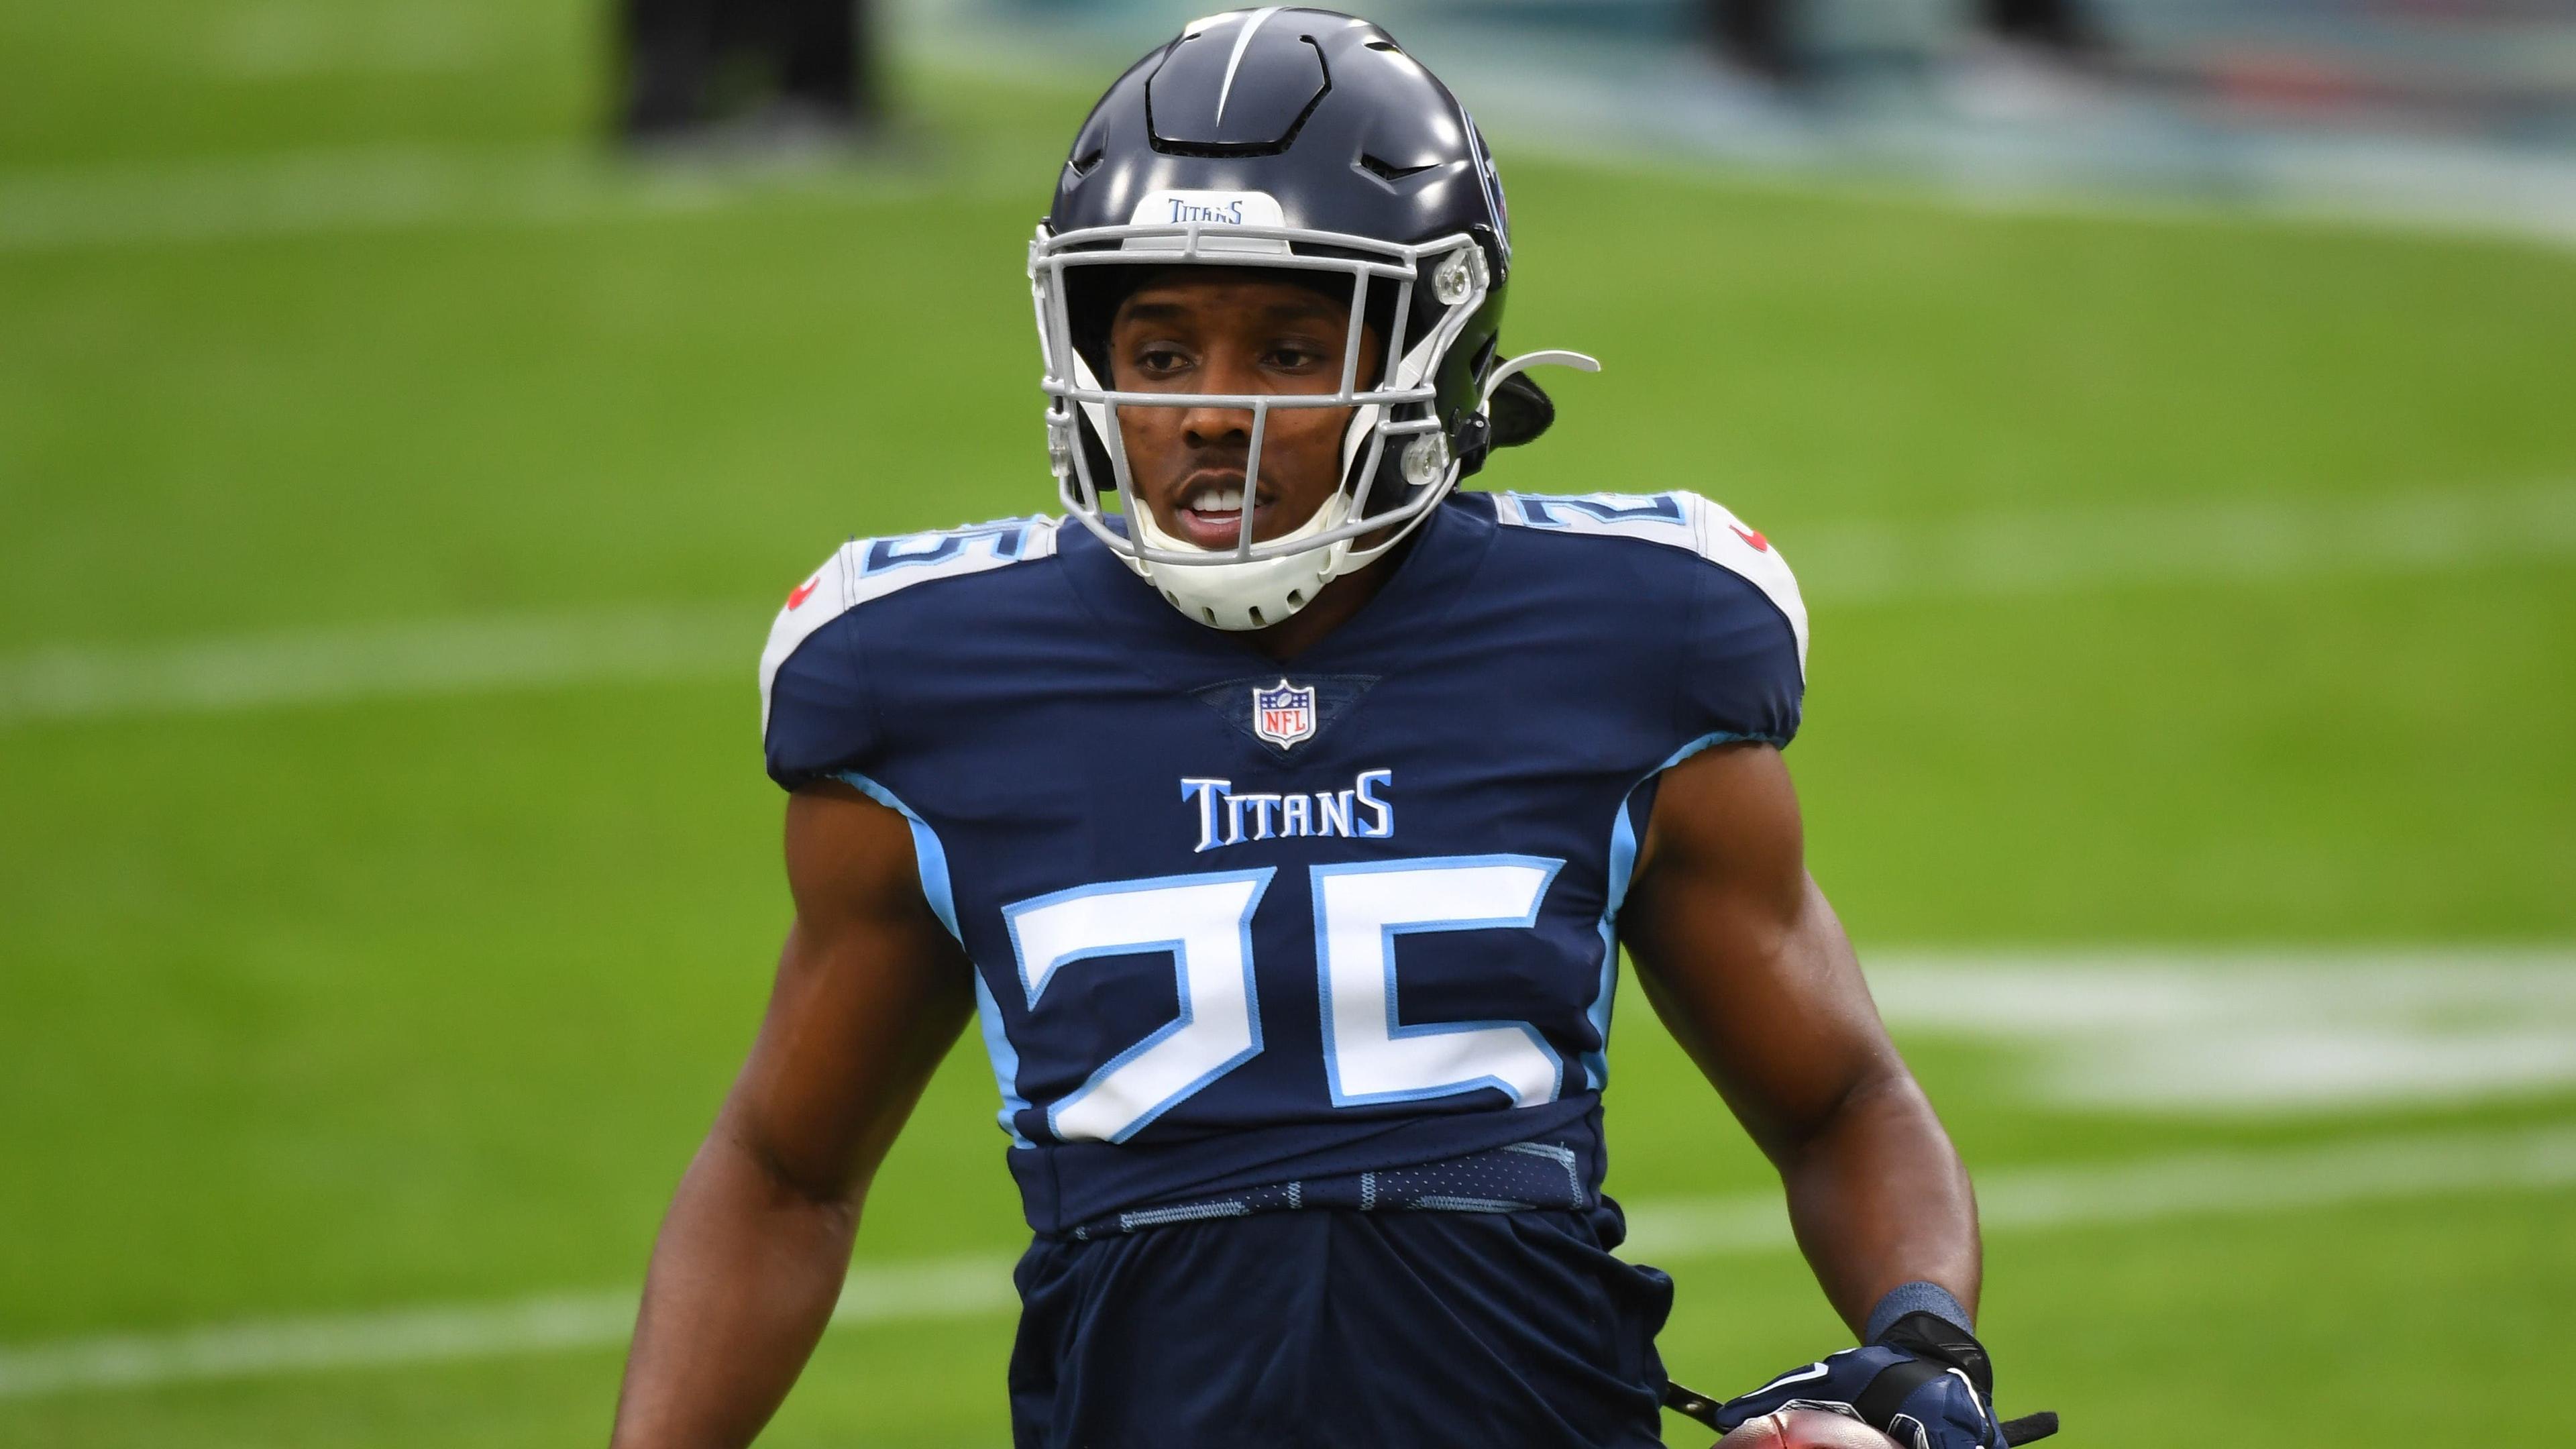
[{"left": 1008, "top": 1203, "right": 1674, "bottom": 1448}]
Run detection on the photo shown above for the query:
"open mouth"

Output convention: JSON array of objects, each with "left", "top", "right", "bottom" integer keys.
[{"left": 1168, "top": 474, "right": 1279, "bottom": 550}]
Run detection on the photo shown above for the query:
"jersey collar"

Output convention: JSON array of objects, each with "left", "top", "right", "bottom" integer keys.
[{"left": 1058, "top": 493, "right": 1497, "bottom": 674}]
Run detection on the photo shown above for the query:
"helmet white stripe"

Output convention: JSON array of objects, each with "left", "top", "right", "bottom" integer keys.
[{"left": 1214, "top": 7, "right": 1285, "bottom": 126}]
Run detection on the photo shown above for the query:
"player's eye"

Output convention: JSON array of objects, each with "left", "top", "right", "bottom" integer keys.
[
  {"left": 1264, "top": 341, "right": 1329, "bottom": 370},
  {"left": 1132, "top": 344, "right": 1192, "bottom": 376}
]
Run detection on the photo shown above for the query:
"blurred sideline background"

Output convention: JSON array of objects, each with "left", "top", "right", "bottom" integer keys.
[{"left": 3, "top": 1, "right": 2573, "bottom": 1445}]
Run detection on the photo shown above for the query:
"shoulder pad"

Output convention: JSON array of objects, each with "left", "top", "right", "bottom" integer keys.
[
  {"left": 759, "top": 516, "right": 1060, "bottom": 732},
  {"left": 1492, "top": 490, "right": 1807, "bottom": 674}
]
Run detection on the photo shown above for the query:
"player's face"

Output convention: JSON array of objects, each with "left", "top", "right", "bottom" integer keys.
[{"left": 1106, "top": 270, "right": 1382, "bottom": 551}]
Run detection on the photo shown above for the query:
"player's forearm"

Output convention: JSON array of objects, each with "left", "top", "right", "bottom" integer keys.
[
  {"left": 610, "top": 1130, "right": 862, "bottom": 1449},
  {"left": 1775, "top": 1067, "right": 1980, "bottom": 1338}
]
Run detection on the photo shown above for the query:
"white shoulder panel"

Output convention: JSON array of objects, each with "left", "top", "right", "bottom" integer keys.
[
  {"left": 1492, "top": 490, "right": 1807, "bottom": 674},
  {"left": 758, "top": 515, "right": 1062, "bottom": 731}
]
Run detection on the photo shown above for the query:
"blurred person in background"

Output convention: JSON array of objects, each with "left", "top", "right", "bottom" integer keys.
[
  {"left": 1707, "top": 0, "right": 1799, "bottom": 83},
  {"left": 1979, "top": 0, "right": 2098, "bottom": 58},
  {"left": 619, "top": 0, "right": 885, "bottom": 150},
  {"left": 1705, "top": 0, "right": 2102, "bottom": 85}
]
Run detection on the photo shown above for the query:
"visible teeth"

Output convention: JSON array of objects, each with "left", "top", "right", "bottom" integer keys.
[{"left": 1189, "top": 486, "right": 1245, "bottom": 513}]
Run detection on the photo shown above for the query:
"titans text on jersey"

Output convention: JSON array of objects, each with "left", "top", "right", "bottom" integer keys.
[
  {"left": 1183, "top": 769, "right": 1394, "bottom": 852},
  {"left": 758, "top": 489, "right": 1806, "bottom": 1237}
]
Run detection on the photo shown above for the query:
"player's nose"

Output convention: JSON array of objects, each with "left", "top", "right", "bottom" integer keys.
[
  {"left": 1179, "top": 405, "right": 1254, "bottom": 451},
  {"left": 1176, "top": 346, "right": 1263, "bottom": 449}
]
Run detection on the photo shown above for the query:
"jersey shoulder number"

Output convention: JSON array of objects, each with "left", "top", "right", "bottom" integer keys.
[
  {"left": 759, "top": 515, "right": 1061, "bottom": 788},
  {"left": 1491, "top": 489, "right": 1807, "bottom": 674},
  {"left": 759, "top": 515, "right": 1061, "bottom": 731}
]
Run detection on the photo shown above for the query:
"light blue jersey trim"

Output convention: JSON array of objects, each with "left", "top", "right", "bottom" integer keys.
[
  {"left": 1584, "top": 804, "right": 1638, "bottom": 1093},
  {"left": 1657, "top": 730, "right": 1761, "bottom": 775},
  {"left": 1582, "top": 731, "right": 1762, "bottom": 1090},
  {"left": 971, "top": 972, "right": 1036, "bottom": 1148},
  {"left": 834, "top": 769, "right": 961, "bottom": 943},
  {"left": 836, "top": 770, "right": 1035, "bottom": 1146}
]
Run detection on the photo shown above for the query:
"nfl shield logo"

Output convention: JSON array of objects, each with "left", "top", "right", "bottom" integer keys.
[{"left": 1252, "top": 679, "right": 1318, "bottom": 749}]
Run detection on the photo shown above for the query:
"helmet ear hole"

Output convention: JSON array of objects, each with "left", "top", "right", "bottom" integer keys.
[{"left": 1467, "top": 333, "right": 1499, "bottom": 385}]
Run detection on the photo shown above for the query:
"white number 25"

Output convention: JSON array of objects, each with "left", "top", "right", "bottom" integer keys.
[{"left": 1000, "top": 855, "right": 1565, "bottom": 1144}]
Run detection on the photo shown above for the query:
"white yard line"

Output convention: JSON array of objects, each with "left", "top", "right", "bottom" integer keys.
[
  {"left": 6, "top": 482, "right": 2569, "bottom": 727},
  {"left": 2, "top": 1122, "right": 2569, "bottom": 1401},
  {"left": 0, "top": 1254, "right": 1020, "bottom": 1403},
  {"left": 1863, "top": 951, "right": 2576, "bottom": 1112},
  {"left": 1619, "top": 1122, "right": 2576, "bottom": 1260},
  {"left": 0, "top": 608, "right": 755, "bottom": 724},
  {"left": 1788, "top": 479, "right": 2576, "bottom": 604},
  {"left": 0, "top": 144, "right": 1017, "bottom": 255},
  {"left": 0, "top": 146, "right": 670, "bottom": 254}
]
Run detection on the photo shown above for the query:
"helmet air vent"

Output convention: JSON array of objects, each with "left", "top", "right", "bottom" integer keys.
[
  {"left": 1357, "top": 152, "right": 1438, "bottom": 186},
  {"left": 1146, "top": 14, "right": 1331, "bottom": 156}
]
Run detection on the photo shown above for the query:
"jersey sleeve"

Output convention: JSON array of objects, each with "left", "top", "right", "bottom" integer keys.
[
  {"left": 1676, "top": 492, "right": 1808, "bottom": 749},
  {"left": 758, "top": 542, "right": 877, "bottom": 790}
]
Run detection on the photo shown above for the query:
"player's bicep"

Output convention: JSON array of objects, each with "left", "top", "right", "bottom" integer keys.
[
  {"left": 1618, "top": 743, "right": 1900, "bottom": 1158},
  {"left": 722, "top": 782, "right": 977, "bottom": 1206}
]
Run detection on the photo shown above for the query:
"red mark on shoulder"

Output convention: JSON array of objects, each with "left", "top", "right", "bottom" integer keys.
[
  {"left": 1730, "top": 523, "right": 1770, "bottom": 553},
  {"left": 786, "top": 576, "right": 822, "bottom": 610}
]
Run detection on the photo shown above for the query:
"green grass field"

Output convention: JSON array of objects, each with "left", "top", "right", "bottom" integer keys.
[{"left": 5, "top": 3, "right": 2575, "bottom": 1445}]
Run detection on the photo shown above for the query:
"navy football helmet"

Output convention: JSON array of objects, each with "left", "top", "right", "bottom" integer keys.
[{"left": 1030, "top": 7, "right": 1595, "bottom": 629}]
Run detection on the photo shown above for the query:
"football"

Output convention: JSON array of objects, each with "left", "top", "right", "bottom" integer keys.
[{"left": 1714, "top": 1408, "right": 1903, "bottom": 1449}]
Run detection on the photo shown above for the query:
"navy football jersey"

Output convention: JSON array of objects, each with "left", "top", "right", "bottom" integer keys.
[{"left": 759, "top": 490, "right": 1807, "bottom": 1236}]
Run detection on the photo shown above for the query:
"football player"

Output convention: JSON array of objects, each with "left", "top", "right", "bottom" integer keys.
[{"left": 612, "top": 11, "right": 2020, "bottom": 1448}]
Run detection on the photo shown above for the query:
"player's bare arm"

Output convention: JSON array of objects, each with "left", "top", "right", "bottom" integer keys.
[
  {"left": 1629, "top": 748, "right": 2054, "bottom": 1446},
  {"left": 1619, "top": 742, "right": 1979, "bottom": 1332},
  {"left": 611, "top": 784, "right": 973, "bottom": 1449}
]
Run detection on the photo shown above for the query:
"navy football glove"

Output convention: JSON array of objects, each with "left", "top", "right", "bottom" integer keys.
[
  {"left": 1662, "top": 1291, "right": 2057, "bottom": 1449},
  {"left": 1710, "top": 1311, "right": 1998, "bottom": 1449}
]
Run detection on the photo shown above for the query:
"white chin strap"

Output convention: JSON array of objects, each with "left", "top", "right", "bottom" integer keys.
[{"left": 1127, "top": 492, "right": 1355, "bottom": 631}]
